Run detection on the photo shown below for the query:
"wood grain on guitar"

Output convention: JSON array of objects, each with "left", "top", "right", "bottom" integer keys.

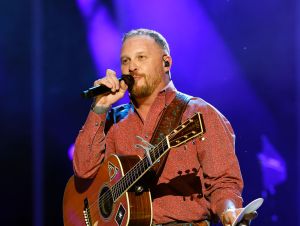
[{"left": 63, "top": 113, "right": 205, "bottom": 226}]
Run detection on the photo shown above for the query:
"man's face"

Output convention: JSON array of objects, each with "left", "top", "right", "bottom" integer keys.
[{"left": 120, "top": 36, "right": 166, "bottom": 98}]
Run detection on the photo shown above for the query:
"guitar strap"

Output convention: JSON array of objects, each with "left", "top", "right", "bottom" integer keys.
[
  {"left": 105, "top": 91, "right": 191, "bottom": 177},
  {"left": 149, "top": 92, "right": 191, "bottom": 177}
]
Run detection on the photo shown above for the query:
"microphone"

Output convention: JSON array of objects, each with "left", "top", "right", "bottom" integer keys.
[{"left": 81, "top": 74, "right": 134, "bottom": 99}]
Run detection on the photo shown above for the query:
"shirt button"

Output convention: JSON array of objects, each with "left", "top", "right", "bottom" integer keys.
[
  {"left": 145, "top": 134, "right": 149, "bottom": 138},
  {"left": 95, "top": 122, "right": 99, "bottom": 126}
]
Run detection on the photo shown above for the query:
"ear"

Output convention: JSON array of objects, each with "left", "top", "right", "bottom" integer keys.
[{"left": 162, "top": 55, "right": 172, "bottom": 73}]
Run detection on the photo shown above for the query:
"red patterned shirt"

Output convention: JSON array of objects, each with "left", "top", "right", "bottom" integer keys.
[{"left": 73, "top": 81, "right": 243, "bottom": 224}]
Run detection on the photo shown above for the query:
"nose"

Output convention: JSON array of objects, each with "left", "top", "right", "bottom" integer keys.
[{"left": 128, "top": 61, "right": 138, "bottom": 74}]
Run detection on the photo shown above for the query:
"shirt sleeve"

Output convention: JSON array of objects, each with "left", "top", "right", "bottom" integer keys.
[
  {"left": 73, "top": 110, "right": 110, "bottom": 178},
  {"left": 199, "top": 104, "right": 244, "bottom": 219}
]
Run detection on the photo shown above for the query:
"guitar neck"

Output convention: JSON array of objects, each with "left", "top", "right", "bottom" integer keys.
[
  {"left": 109, "top": 112, "right": 205, "bottom": 202},
  {"left": 111, "top": 138, "right": 170, "bottom": 201}
]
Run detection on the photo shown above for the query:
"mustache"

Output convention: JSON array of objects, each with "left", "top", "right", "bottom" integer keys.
[{"left": 130, "top": 72, "right": 146, "bottom": 78}]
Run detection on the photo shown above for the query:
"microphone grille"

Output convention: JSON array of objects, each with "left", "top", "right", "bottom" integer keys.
[{"left": 121, "top": 74, "right": 134, "bottom": 92}]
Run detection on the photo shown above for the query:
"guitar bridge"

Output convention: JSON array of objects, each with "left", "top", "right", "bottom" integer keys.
[{"left": 83, "top": 198, "right": 92, "bottom": 226}]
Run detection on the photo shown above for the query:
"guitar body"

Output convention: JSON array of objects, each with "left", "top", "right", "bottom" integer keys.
[
  {"left": 63, "top": 154, "right": 153, "bottom": 226},
  {"left": 63, "top": 113, "right": 205, "bottom": 226}
]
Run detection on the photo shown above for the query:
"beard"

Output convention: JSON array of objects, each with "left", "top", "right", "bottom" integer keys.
[{"left": 130, "top": 73, "right": 162, "bottom": 98}]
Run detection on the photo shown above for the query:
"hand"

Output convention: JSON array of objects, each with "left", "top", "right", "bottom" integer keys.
[
  {"left": 93, "top": 69, "right": 128, "bottom": 110},
  {"left": 221, "top": 208, "right": 257, "bottom": 226}
]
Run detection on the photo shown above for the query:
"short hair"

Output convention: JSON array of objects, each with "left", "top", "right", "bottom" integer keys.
[{"left": 122, "top": 28, "right": 170, "bottom": 55}]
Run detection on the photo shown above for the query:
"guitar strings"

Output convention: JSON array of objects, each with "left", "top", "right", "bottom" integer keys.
[
  {"left": 94, "top": 140, "right": 166, "bottom": 203},
  {"left": 100, "top": 139, "right": 168, "bottom": 203},
  {"left": 86, "top": 137, "right": 169, "bottom": 221},
  {"left": 86, "top": 128, "right": 195, "bottom": 221},
  {"left": 66, "top": 119, "right": 197, "bottom": 224}
]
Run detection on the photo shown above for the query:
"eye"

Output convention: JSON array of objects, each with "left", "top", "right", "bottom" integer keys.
[
  {"left": 137, "top": 55, "right": 146, "bottom": 60},
  {"left": 121, "top": 58, "right": 129, "bottom": 65}
]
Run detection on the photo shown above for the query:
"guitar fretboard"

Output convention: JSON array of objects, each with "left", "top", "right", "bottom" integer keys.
[{"left": 111, "top": 138, "right": 169, "bottom": 201}]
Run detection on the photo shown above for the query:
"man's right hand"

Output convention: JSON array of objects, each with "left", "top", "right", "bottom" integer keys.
[{"left": 92, "top": 69, "right": 128, "bottom": 113}]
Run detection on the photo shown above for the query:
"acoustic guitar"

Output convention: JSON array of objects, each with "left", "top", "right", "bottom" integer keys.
[{"left": 63, "top": 112, "right": 205, "bottom": 226}]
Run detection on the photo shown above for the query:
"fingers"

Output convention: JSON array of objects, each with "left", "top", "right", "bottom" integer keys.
[
  {"left": 222, "top": 209, "right": 237, "bottom": 226},
  {"left": 91, "top": 69, "right": 128, "bottom": 107},
  {"left": 238, "top": 220, "right": 251, "bottom": 226},
  {"left": 243, "top": 211, "right": 258, "bottom": 221},
  {"left": 235, "top": 208, "right": 243, "bottom": 215},
  {"left": 107, "top": 69, "right": 120, "bottom": 92},
  {"left": 94, "top": 69, "right": 120, "bottom": 92},
  {"left": 222, "top": 208, "right": 258, "bottom": 226},
  {"left": 233, "top": 211, "right": 257, "bottom": 226},
  {"left": 238, "top": 223, "right": 248, "bottom": 226},
  {"left": 119, "top": 80, "right": 128, "bottom": 92}
]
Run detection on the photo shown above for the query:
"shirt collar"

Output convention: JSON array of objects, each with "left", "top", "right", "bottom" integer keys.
[
  {"left": 129, "top": 80, "right": 177, "bottom": 109},
  {"left": 159, "top": 80, "right": 177, "bottom": 94}
]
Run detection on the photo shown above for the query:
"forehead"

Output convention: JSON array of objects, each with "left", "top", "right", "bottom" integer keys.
[{"left": 121, "top": 35, "right": 163, "bottom": 55}]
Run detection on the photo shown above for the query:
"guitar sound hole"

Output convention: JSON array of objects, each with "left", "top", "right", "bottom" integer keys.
[{"left": 99, "top": 186, "right": 113, "bottom": 218}]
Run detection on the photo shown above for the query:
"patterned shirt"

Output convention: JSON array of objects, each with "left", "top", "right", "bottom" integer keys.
[{"left": 73, "top": 81, "right": 243, "bottom": 224}]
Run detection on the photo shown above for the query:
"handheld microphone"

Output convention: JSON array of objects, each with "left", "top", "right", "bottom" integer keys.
[{"left": 81, "top": 74, "right": 134, "bottom": 99}]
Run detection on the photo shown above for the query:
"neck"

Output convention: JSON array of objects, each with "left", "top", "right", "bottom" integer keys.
[
  {"left": 132, "top": 79, "right": 170, "bottom": 120},
  {"left": 132, "top": 90, "right": 160, "bottom": 120}
]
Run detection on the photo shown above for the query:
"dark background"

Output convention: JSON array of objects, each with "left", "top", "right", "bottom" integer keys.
[{"left": 0, "top": 0, "right": 298, "bottom": 225}]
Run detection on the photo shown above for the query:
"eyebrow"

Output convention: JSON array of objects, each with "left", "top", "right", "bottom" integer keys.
[
  {"left": 120, "top": 56, "right": 129, "bottom": 60},
  {"left": 121, "top": 51, "right": 148, "bottom": 59},
  {"left": 121, "top": 51, "right": 146, "bottom": 58},
  {"left": 135, "top": 51, "right": 147, "bottom": 55}
]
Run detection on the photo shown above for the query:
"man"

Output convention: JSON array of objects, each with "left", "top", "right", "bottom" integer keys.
[{"left": 73, "top": 28, "right": 255, "bottom": 225}]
